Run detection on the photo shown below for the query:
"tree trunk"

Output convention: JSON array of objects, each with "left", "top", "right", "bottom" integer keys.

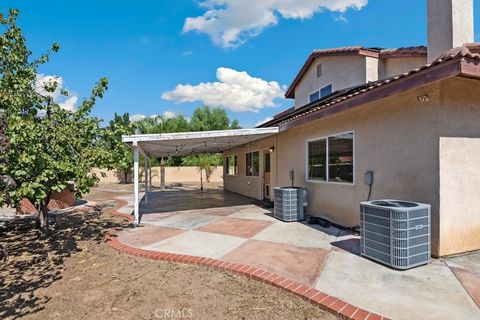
[
  {"left": 124, "top": 171, "right": 128, "bottom": 184},
  {"left": 38, "top": 201, "right": 50, "bottom": 233},
  {"left": 200, "top": 170, "right": 204, "bottom": 191}
]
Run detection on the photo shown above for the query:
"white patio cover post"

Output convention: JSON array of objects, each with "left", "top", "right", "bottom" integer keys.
[
  {"left": 133, "top": 141, "right": 140, "bottom": 226},
  {"left": 148, "top": 159, "right": 152, "bottom": 192},
  {"left": 160, "top": 157, "right": 165, "bottom": 191},
  {"left": 144, "top": 155, "right": 148, "bottom": 204}
]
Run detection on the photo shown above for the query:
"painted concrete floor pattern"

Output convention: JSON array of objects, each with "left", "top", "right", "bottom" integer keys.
[{"left": 114, "top": 190, "right": 480, "bottom": 320}]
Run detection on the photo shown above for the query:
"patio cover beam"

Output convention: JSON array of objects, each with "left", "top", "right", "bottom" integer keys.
[{"left": 122, "top": 127, "right": 279, "bottom": 159}]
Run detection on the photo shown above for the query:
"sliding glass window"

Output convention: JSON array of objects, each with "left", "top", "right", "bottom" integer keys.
[{"left": 307, "top": 132, "right": 354, "bottom": 184}]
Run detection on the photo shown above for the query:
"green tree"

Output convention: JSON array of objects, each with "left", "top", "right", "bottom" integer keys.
[
  {"left": 129, "top": 106, "right": 241, "bottom": 188},
  {"left": 182, "top": 154, "right": 222, "bottom": 190},
  {"left": 190, "top": 106, "right": 241, "bottom": 131},
  {"left": 0, "top": 9, "right": 109, "bottom": 230},
  {"left": 0, "top": 110, "right": 15, "bottom": 206},
  {"left": 105, "top": 113, "right": 134, "bottom": 183},
  {"left": 134, "top": 115, "right": 190, "bottom": 134}
]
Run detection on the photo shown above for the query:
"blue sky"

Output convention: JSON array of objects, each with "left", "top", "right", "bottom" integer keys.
[{"left": 2, "top": 0, "right": 480, "bottom": 128}]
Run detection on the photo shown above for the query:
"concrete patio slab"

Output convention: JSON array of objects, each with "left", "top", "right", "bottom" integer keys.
[
  {"left": 197, "top": 218, "right": 273, "bottom": 238},
  {"left": 330, "top": 231, "right": 361, "bottom": 256},
  {"left": 316, "top": 250, "right": 480, "bottom": 320},
  {"left": 148, "top": 211, "right": 218, "bottom": 230},
  {"left": 143, "top": 230, "right": 246, "bottom": 259},
  {"left": 140, "top": 211, "right": 180, "bottom": 222},
  {"left": 200, "top": 206, "right": 242, "bottom": 216},
  {"left": 119, "top": 224, "right": 185, "bottom": 247},
  {"left": 228, "top": 207, "right": 278, "bottom": 221},
  {"left": 139, "top": 189, "right": 255, "bottom": 214},
  {"left": 447, "top": 251, "right": 480, "bottom": 273},
  {"left": 252, "top": 221, "right": 339, "bottom": 250},
  {"left": 450, "top": 266, "right": 480, "bottom": 307},
  {"left": 109, "top": 186, "right": 480, "bottom": 320},
  {"left": 223, "top": 239, "right": 329, "bottom": 286}
]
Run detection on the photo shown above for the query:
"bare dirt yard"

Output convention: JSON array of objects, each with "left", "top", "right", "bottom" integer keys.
[{"left": 0, "top": 185, "right": 338, "bottom": 320}]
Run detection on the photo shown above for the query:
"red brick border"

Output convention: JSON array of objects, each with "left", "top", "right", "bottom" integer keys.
[
  {"left": 108, "top": 198, "right": 134, "bottom": 222},
  {"left": 104, "top": 198, "right": 389, "bottom": 320},
  {"left": 106, "top": 234, "right": 388, "bottom": 320}
]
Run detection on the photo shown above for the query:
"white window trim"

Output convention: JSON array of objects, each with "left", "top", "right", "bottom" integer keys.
[
  {"left": 305, "top": 130, "right": 355, "bottom": 185},
  {"left": 319, "top": 82, "right": 334, "bottom": 98},
  {"left": 245, "top": 150, "right": 261, "bottom": 178},
  {"left": 225, "top": 154, "right": 238, "bottom": 176}
]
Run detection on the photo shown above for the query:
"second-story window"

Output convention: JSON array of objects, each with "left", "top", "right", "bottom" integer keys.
[
  {"left": 309, "top": 91, "right": 320, "bottom": 103},
  {"left": 320, "top": 84, "right": 332, "bottom": 97},
  {"left": 309, "top": 84, "right": 333, "bottom": 103}
]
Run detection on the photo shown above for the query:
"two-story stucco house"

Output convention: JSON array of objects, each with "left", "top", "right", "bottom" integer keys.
[{"left": 223, "top": 0, "right": 480, "bottom": 258}]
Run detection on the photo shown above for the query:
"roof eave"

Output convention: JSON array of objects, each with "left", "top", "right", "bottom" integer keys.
[
  {"left": 460, "top": 57, "right": 480, "bottom": 79},
  {"left": 284, "top": 49, "right": 379, "bottom": 99},
  {"left": 279, "top": 58, "right": 464, "bottom": 131}
]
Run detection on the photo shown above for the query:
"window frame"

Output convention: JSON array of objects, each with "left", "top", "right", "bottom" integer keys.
[
  {"left": 225, "top": 154, "right": 238, "bottom": 176},
  {"left": 320, "top": 83, "right": 333, "bottom": 98},
  {"left": 308, "top": 90, "right": 320, "bottom": 103},
  {"left": 308, "top": 82, "right": 333, "bottom": 104},
  {"left": 305, "top": 131, "right": 355, "bottom": 185},
  {"left": 245, "top": 151, "right": 260, "bottom": 177}
]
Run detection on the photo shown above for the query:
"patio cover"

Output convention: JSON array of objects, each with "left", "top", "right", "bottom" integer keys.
[{"left": 121, "top": 127, "right": 279, "bottom": 225}]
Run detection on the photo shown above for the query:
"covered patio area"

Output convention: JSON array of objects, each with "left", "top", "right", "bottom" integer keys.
[{"left": 121, "top": 127, "right": 279, "bottom": 225}]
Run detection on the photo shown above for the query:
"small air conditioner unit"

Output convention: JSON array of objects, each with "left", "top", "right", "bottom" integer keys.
[
  {"left": 274, "top": 187, "right": 307, "bottom": 222},
  {"left": 360, "top": 200, "right": 431, "bottom": 270}
]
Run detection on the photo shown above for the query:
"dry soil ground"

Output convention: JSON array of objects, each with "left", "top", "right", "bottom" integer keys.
[{"left": 0, "top": 185, "right": 338, "bottom": 320}]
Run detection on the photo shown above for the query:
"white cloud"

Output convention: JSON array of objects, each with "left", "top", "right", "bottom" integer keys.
[
  {"left": 184, "top": 0, "right": 368, "bottom": 48},
  {"left": 162, "top": 67, "right": 285, "bottom": 113},
  {"left": 35, "top": 74, "right": 79, "bottom": 111},
  {"left": 59, "top": 96, "right": 78, "bottom": 112},
  {"left": 129, "top": 114, "right": 147, "bottom": 123},
  {"left": 255, "top": 116, "right": 274, "bottom": 127},
  {"left": 129, "top": 112, "right": 176, "bottom": 123},
  {"left": 163, "top": 111, "right": 176, "bottom": 119}
]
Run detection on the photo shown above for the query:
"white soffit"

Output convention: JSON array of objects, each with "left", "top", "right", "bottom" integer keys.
[{"left": 122, "top": 127, "right": 279, "bottom": 158}]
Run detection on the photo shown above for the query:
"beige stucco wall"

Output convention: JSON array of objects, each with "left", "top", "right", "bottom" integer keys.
[
  {"left": 277, "top": 84, "right": 441, "bottom": 233},
  {"left": 439, "top": 137, "right": 480, "bottom": 256},
  {"left": 93, "top": 166, "right": 223, "bottom": 184},
  {"left": 293, "top": 55, "right": 428, "bottom": 109},
  {"left": 436, "top": 77, "right": 480, "bottom": 256},
  {"left": 229, "top": 83, "right": 441, "bottom": 235},
  {"left": 294, "top": 56, "right": 367, "bottom": 108},
  {"left": 223, "top": 136, "right": 277, "bottom": 200},
  {"left": 227, "top": 77, "right": 480, "bottom": 257},
  {"left": 383, "top": 57, "right": 427, "bottom": 79}
]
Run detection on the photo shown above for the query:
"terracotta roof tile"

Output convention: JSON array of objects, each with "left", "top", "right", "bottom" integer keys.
[{"left": 379, "top": 46, "right": 427, "bottom": 58}]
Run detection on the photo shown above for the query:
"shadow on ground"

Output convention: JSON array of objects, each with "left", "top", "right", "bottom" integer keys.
[
  {"left": 0, "top": 203, "right": 123, "bottom": 319},
  {"left": 140, "top": 189, "right": 257, "bottom": 214}
]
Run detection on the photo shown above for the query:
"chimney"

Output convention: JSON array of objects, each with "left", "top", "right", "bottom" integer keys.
[{"left": 427, "top": 0, "right": 474, "bottom": 63}]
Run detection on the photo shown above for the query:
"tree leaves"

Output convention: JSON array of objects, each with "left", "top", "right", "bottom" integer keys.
[{"left": 0, "top": 9, "right": 109, "bottom": 227}]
